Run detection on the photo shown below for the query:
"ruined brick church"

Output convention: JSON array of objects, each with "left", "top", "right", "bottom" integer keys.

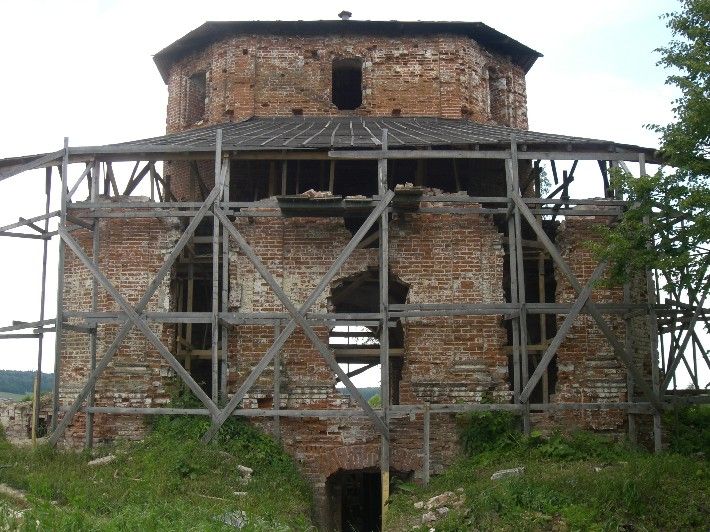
[{"left": 0, "top": 15, "right": 666, "bottom": 531}]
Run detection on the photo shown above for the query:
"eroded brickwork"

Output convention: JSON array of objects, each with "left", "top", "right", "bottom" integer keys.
[
  {"left": 165, "top": 34, "right": 528, "bottom": 133},
  {"left": 226, "top": 199, "right": 507, "bottom": 516},
  {"left": 540, "top": 212, "right": 649, "bottom": 436},
  {"left": 59, "top": 199, "right": 180, "bottom": 445}
]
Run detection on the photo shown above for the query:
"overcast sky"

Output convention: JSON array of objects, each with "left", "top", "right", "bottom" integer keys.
[{"left": 0, "top": 0, "right": 682, "bottom": 375}]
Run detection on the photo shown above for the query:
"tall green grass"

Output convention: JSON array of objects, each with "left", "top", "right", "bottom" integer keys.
[
  {"left": 0, "top": 416, "right": 314, "bottom": 531},
  {"left": 387, "top": 412, "right": 709, "bottom": 531}
]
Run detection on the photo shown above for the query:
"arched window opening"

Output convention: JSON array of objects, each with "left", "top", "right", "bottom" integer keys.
[
  {"left": 487, "top": 67, "right": 509, "bottom": 126},
  {"left": 330, "top": 269, "right": 409, "bottom": 405},
  {"left": 186, "top": 72, "right": 207, "bottom": 125},
  {"left": 332, "top": 58, "right": 363, "bottom": 110}
]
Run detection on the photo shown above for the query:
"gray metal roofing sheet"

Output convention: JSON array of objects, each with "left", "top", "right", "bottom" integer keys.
[
  {"left": 102, "top": 117, "right": 648, "bottom": 152},
  {"left": 0, "top": 117, "right": 658, "bottom": 175}
]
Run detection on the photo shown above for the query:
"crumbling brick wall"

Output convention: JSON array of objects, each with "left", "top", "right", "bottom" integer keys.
[
  {"left": 164, "top": 34, "right": 528, "bottom": 133},
  {"left": 545, "top": 211, "right": 649, "bottom": 435},
  {"left": 0, "top": 395, "right": 52, "bottom": 440},
  {"left": 59, "top": 199, "right": 180, "bottom": 445},
  {"left": 227, "top": 198, "right": 507, "bottom": 515}
]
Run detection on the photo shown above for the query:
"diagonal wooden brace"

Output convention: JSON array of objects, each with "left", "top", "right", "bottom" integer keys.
[
  {"left": 213, "top": 208, "right": 388, "bottom": 438},
  {"left": 48, "top": 185, "right": 222, "bottom": 445},
  {"left": 201, "top": 191, "right": 395, "bottom": 442},
  {"left": 662, "top": 285, "right": 709, "bottom": 390},
  {"left": 59, "top": 227, "right": 219, "bottom": 415},
  {"left": 511, "top": 192, "right": 662, "bottom": 411},
  {"left": 520, "top": 261, "right": 606, "bottom": 403}
]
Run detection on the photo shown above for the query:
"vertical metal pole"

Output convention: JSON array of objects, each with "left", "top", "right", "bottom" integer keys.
[
  {"left": 85, "top": 161, "right": 100, "bottom": 449},
  {"left": 422, "top": 402, "right": 430, "bottom": 486},
  {"left": 378, "top": 130, "right": 390, "bottom": 524},
  {"left": 639, "top": 153, "right": 662, "bottom": 452},
  {"left": 273, "top": 321, "right": 281, "bottom": 442},
  {"left": 220, "top": 161, "right": 230, "bottom": 402},
  {"left": 32, "top": 167, "right": 52, "bottom": 445},
  {"left": 211, "top": 130, "right": 223, "bottom": 403},
  {"left": 52, "top": 138, "right": 69, "bottom": 432}
]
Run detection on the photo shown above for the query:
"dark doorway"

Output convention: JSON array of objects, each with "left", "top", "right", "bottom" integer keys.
[{"left": 328, "top": 469, "right": 381, "bottom": 532}]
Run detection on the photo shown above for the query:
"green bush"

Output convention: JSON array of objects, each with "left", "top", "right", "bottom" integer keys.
[
  {"left": 455, "top": 410, "right": 519, "bottom": 455},
  {"left": 664, "top": 404, "right": 710, "bottom": 456}
]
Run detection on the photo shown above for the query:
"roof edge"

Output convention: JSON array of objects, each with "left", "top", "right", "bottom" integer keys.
[{"left": 153, "top": 20, "right": 543, "bottom": 83}]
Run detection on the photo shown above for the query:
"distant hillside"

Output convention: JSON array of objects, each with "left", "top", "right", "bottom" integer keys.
[
  {"left": 336, "top": 386, "right": 380, "bottom": 402},
  {"left": 0, "top": 370, "right": 54, "bottom": 396}
]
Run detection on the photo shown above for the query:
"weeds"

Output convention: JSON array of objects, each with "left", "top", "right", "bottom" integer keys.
[
  {"left": 386, "top": 423, "right": 710, "bottom": 531},
  {"left": 0, "top": 415, "right": 314, "bottom": 530}
]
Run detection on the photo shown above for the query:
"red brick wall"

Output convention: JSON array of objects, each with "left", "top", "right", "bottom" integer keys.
[
  {"left": 545, "top": 212, "right": 648, "bottom": 435},
  {"left": 164, "top": 34, "right": 528, "bottom": 133},
  {"left": 59, "top": 201, "right": 179, "bottom": 445},
  {"left": 227, "top": 200, "right": 507, "bottom": 509}
]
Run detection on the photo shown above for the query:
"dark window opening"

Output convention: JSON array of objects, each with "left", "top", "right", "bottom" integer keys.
[
  {"left": 332, "top": 58, "right": 363, "bottom": 110},
  {"left": 174, "top": 219, "right": 223, "bottom": 394},
  {"left": 333, "top": 160, "right": 378, "bottom": 197},
  {"left": 487, "top": 68, "right": 508, "bottom": 125},
  {"left": 186, "top": 72, "right": 207, "bottom": 125},
  {"left": 230, "top": 160, "right": 271, "bottom": 201},
  {"left": 330, "top": 269, "right": 408, "bottom": 406}
]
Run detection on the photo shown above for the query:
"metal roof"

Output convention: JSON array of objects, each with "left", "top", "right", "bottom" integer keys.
[
  {"left": 0, "top": 116, "right": 662, "bottom": 180},
  {"left": 95, "top": 116, "right": 655, "bottom": 153},
  {"left": 153, "top": 20, "right": 543, "bottom": 83},
  {"left": 0, "top": 118, "right": 659, "bottom": 176}
]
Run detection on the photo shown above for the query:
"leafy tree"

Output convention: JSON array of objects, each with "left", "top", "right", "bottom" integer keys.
[{"left": 596, "top": 0, "right": 709, "bottom": 299}]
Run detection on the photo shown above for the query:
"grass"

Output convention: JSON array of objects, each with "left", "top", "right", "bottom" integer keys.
[
  {"left": 0, "top": 415, "right": 314, "bottom": 531},
  {"left": 386, "top": 411, "right": 710, "bottom": 531}
]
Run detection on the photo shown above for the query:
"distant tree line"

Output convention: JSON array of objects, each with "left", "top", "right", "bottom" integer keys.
[{"left": 0, "top": 370, "right": 54, "bottom": 395}]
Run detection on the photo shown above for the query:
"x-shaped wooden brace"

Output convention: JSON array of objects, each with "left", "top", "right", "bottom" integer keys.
[
  {"left": 511, "top": 192, "right": 663, "bottom": 411},
  {"left": 201, "top": 191, "right": 395, "bottom": 443},
  {"left": 662, "top": 284, "right": 709, "bottom": 391},
  {"left": 49, "top": 184, "right": 223, "bottom": 445}
]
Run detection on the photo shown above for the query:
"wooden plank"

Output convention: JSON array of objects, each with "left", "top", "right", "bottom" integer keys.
[
  {"left": 32, "top": 168, "right": 52, "bottom": 445},
  {"left": 520, "top": 262, "right": 606, "bottom": 402},
  {"left": 58, "top": 228, "right": 219, "bottom": 414},
  {"left": 422, "top": 403, "right": 430, "bottom": 486},
  {"left": 0, "top": 150, "right": 63, "bottom": 181},
  {"left": 220, "top": 162, "right": 230, "bottom": 402},
  {"left": 67, "top": 163, "right": 93, "bottom": 200},
  {"left": 328, "top": 149, "right": 645, "bottom": 162},
  {"left": 211, "top": 130, "right": 222, "bottom": 403},
  {"left": 208, "top": 207, "right": 390, "bottom": 441},
  {"left": 48, "top": 185, "right": 223, "bottom": 445},
  {"left": 52, "top": 139, "right": 69, "bottom": 432},
  {"left": 509, "top": 141, "right": 531, "bottom": 434},
  {"left": 85, "top": 161, "right": 100, "bottom": 450},
  {"left": 511, "top": 192, "right": 662, "bottom": 411}
]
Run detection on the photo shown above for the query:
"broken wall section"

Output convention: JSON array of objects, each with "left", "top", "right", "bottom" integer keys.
[
  {"left": 545, "top": 212, "right": 650, "bottom": 435},
  {"left": 225, "top": 199, "right": 508, "bottom": 513}
]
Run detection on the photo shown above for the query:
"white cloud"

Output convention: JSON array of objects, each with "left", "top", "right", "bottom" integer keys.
[{"left": 0, "top": 0, "right": 685, "bottom": 373}]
